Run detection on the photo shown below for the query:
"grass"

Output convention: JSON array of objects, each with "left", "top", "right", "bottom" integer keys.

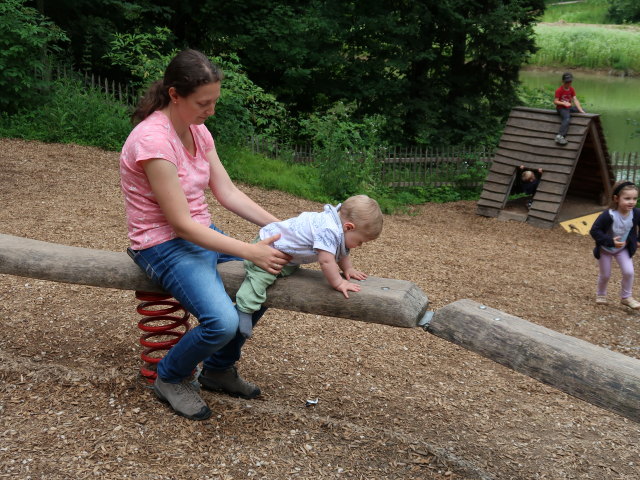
[
  {"left": 218, "top": 145, "right": 332, "bottom": 204},
  {"left": 217, "top": 144, "right": 482, "bottom": 213},
  {"left": 532, "top": 1, "right": 640, "bottom": 73},
  {"left": 542, "top": 0, "right": 611, "bottom": 24},
  {"left": 530, "top": 23, "right": 640, "bottom": 72},
  {"left": 0, "top": 78, "right": 132, "bottom": 151}
]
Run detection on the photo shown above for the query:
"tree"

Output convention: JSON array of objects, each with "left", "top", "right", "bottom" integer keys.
[
  {"left": 0, "top": 0, "right": 68, "bottom": 113},
  {"left": 195, "top": 0, "right": 545, "bottom": 146},
  {"left": 29, "top": 0, "right": 175, "bottom": 77},
  {"left": 608, "top": 0, "right": 640, "bottom": 24},
  {"left": 25, "top": 0, "right": 545, "bottom": 146}
]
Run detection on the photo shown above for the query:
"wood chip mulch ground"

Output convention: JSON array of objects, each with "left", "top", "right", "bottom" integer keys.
[{"left": 0, "top": 138, "right": 638, "bottom": 479}]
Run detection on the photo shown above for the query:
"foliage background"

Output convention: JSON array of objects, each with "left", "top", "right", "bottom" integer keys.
[{"left": 1, "top": 0, "right": 638, "bottom": 209}]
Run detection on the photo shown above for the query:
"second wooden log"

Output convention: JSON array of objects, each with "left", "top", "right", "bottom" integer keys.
[{"left": 428, "top": 298, "right": 640, "bottom": 424}]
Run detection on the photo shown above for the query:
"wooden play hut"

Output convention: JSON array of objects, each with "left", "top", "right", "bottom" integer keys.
[{"left": 476, "top": 107, "right": 614, "bottom": 229}]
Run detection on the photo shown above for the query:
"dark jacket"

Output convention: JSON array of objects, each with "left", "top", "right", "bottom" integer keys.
[{"left": 589, "top": 208, "right": 640, "bottom": 259}]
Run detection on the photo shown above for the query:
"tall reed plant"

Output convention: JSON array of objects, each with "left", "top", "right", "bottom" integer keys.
[{"left": 530, "top": 24, "right": 640, "bottom": 73}]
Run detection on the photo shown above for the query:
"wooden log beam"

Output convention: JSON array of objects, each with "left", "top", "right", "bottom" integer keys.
[
  {"left": 0, "top": 233, "right": 428, "bottom": 329},
  {"left": 427, "top": 299, "right": 640, "bottom": 423},
  {"left": 3, "top": 233, "right": 639, "bottom": 423}
]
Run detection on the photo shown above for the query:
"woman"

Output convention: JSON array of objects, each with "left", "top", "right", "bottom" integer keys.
[{"left": 120, "top": 49, "right": 290, "bottom": 420}]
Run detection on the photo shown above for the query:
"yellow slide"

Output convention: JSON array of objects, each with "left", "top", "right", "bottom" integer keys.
[{"left": 560, "top": 212, "right": 601, "bottom": 235}]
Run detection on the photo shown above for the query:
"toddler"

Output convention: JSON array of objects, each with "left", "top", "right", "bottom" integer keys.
[{"left": 235, "top": 194, "right": 383, "bottom": 337}]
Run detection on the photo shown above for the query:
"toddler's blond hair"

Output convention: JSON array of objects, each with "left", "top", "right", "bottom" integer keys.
[
  {"left": 521, "top": 170, "right": 535, "bottom": 182},
  {"left": 340, "top": 195, "right": 383, "bottom": 240}
]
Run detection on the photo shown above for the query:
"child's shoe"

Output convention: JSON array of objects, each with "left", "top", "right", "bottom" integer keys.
[
  {"left": 595, "top": 296, "right": 608, "bottom": 305},
  {"left": 555, "top": 134, "right": 568, "bottom": 145},
  {"left": 620, "top": 297, "right": 640, "bottom": 309}
]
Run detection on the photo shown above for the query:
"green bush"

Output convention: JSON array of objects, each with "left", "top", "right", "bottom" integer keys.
[
  {"left": 206, "top": 54, "right": 288, "bottom": 146},
  {"left": 106, "top": 32, "right": 288, "bottom": 146},
  {"left": 0, "top": 76, "right": 131, "bottom": 150},
  {"left": 298, "top": 103, "right": 387, "bottom": 200},
  {"left": 517, "top": 83, "right": 556, "bottom": 109},
  {"left": 0, "top": 18, "right": 487, "bottom": 212},
  {"left": 104, "top": 27, "right": 176, "bottom": 96},
  {"left": 0, "top": 0, "right": 68, "bottom": 113}
]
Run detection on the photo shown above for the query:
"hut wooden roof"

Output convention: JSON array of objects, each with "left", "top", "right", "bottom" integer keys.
[{"left": 476, "top": 107, "right": 613, "bottom": 229}]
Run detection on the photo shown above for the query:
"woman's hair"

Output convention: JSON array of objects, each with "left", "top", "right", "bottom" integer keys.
[
  {"left": 610, "top": 180, "right": 639, "bottom": 209},
  {"left": 131, "top": 49, "right": 223, "bottom": 125},
  {"left": 340, "top": 195, "right": 384, "bottom": 239}
]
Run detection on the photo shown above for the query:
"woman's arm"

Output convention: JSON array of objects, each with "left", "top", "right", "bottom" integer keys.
[
  {"left": 143, "top": 158, "right": 288, "bottom": 274},
  {"left": 207, "top": 147, "right": 279, "bottom": 227}
]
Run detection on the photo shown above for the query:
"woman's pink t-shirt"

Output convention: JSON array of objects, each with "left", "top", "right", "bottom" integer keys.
[{"left": 120, "top": 110, "right": 215, "bottom": 250}]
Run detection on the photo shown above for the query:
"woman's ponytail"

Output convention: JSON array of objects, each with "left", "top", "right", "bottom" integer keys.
[{"left": 131, "top": 80, "right": 170, "bottom": 125}]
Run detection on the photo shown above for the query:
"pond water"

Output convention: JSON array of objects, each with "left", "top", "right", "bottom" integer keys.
[{"left": 519, "top": 70, "right": 640, "bottom": 154}]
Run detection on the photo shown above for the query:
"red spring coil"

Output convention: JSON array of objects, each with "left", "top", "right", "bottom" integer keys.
[{"left": 134, "top": 291, "right": 191, "bottom": 382}]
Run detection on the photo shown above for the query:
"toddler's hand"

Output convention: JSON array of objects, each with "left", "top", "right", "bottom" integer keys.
[
  {"left": 335, "top": 280, "right": 361, "bottom": 299},
  {"left": 343, "top": 267, "right": 367, "bottom": 281}
]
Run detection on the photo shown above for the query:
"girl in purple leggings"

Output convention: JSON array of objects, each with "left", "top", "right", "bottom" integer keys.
[{"left": 590, "top": 181, "right": 640, "bottom": 309}]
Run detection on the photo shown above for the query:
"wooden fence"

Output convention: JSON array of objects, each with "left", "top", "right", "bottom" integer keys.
[
  {"left": 45, "top": 65, "right": 139, "bottom": 105},
  {"left": 251, "top": 138, "right": 640, "bottom": 188},
  {"left": 41, "top": 65, "right": 640, "bottom": 188},
  {"left": 381, "top": 150, "right": 640, "bottom": 187},
  {"left": 611, "top": 152, "right": 640, "bottom": 182},
  {"left": 379, "top": 146, "right": 493, "bottom": 187},
  {"left": 249, "top": 139, "right": 493, "bottom": 187},
  {"left": 249, "top": 137, "right": 315, "bottom": 163}
]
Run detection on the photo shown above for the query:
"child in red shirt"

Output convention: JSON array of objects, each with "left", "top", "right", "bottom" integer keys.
[{"left": 553, "top": 72, "right": 585, "bottom": 145}]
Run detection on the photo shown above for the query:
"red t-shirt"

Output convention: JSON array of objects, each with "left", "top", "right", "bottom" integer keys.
[{"left": 555, "top": 86, "right": 575, "bottom": 109}]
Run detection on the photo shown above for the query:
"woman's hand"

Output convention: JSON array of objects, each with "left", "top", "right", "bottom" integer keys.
[{"left": 250, "top": 234, "right": 291, "bottom": 275}]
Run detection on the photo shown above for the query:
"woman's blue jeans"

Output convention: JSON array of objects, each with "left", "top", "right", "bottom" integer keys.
[{"left": 130, "top": 224, "right": 266, "bottom": 383}]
